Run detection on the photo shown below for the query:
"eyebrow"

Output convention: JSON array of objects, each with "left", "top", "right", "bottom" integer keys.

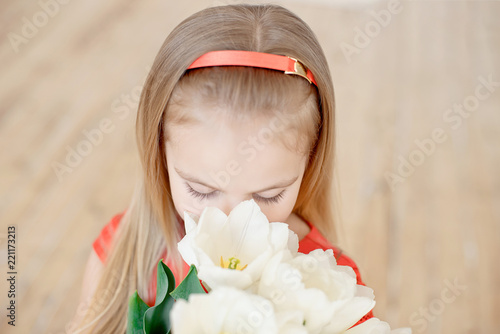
[{"left": 174, "top": 167, "right": 298, "bottom": 193}]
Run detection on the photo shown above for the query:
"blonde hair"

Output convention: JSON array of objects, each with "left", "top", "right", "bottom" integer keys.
[{"left": 73, "top": 4, "right": 339, "bottom": 333}]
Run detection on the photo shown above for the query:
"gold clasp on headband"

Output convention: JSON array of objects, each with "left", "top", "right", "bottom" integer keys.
[{"left": 284, "top": 57, "right": 312, "bottom": 84}]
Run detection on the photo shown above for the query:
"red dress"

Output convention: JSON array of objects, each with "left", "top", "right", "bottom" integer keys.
[{"left": 92, "top": 211, "right": 374, "bottom": 325}]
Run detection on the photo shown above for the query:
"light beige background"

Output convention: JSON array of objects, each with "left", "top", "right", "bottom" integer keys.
[{"left": 1, "top": 0, "right": 498, "bottom": 333}]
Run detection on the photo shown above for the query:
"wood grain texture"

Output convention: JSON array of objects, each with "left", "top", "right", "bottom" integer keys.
[{"left": 1, "top": 1, "right": 498, "bottom": 333}]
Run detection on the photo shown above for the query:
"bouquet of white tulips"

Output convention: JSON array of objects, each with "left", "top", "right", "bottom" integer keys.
[{"left": 127, "top": 199, "right": 411, "bottom": 334}]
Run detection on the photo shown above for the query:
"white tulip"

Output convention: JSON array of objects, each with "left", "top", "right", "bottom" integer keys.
[
  {"left": 178, "top": 199, "right": 299, "bottom": 290},
  {"left": 258, "top": 249, "right": 376, "bottom": 334},
  {"left": 170, "top": 286, "right": 279, "bottom": 334}
]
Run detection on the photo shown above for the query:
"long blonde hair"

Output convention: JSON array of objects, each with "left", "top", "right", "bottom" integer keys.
[{"left": 73, "top": 4, "right": 339, "bottom": 333}]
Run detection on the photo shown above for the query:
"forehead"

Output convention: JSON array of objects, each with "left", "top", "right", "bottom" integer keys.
[{"left": 166, "top": 115, "right": 307, "bottom": 191}]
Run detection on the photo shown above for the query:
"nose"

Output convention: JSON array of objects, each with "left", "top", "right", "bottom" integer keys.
[{"left": 219, "top": 196, "right": 251, "bottom": 216}]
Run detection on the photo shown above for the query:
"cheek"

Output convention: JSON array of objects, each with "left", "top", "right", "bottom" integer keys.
[{"left": 260, "top": 186, "right": 300, "bottom": 223}]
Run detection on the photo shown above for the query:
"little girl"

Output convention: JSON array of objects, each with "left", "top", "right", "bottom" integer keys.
[{"left": 72, "top": 4, "right": 374, "bottom": 333}]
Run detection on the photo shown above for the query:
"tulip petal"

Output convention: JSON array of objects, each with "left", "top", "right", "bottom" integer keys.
[
  {"left": 224, "top": 199, "right": 270, "bottom": 262},
  {"left": 183, "top": 211, "right": 199, "bottom": 234},
  {"left": 344, "top": 318, "right": 391, "bottom": 334}
]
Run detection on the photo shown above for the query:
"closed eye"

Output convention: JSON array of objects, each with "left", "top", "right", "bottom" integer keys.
[
  {"left": 185, "top": 183, "right": 218, "bottom": 200},
  {"left": 253, "top": 191, "right": 285, "bottom": 205}
]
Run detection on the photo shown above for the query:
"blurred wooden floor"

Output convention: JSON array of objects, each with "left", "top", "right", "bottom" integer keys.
[{"left": 0, "top": 0, "right": 499, "bottom": 333}]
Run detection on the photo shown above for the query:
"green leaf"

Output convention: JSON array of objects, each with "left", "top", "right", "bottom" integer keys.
[
  {"left": 126, "top": 290, "right": 149, "bottom": 334},
  {"left": 170, "top": 265, "right": 206, "bottom": 301},
  {"left": 143, "top": 259, "right": 176, "bottom": 334}
]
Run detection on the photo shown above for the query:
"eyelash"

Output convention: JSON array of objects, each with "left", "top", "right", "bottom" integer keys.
[
  {"left": 254, "top": 191, "right": 285, "bottom": 205},
  {"left": 184, "top": 183, "right": 285, "bottom": 205},
  {"left": 185, "top": 183, "right": 218, "bottom": 200}
]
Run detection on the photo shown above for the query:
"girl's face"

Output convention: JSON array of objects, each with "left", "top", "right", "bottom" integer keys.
[{"left": 165, "top": 112, "right": 308, "bottom": 224}]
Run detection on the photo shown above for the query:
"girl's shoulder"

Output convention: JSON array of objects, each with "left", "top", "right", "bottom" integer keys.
[
  {"left": 94, "top": 212, "right": 367, "bottom": 287},
  {"left": 92, "top": 210, "right": 126, "bottom": 264}
]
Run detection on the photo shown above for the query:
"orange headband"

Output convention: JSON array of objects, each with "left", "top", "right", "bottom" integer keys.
[{"left": 186, "top": 50, "right": 317, "bottom": 86}]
